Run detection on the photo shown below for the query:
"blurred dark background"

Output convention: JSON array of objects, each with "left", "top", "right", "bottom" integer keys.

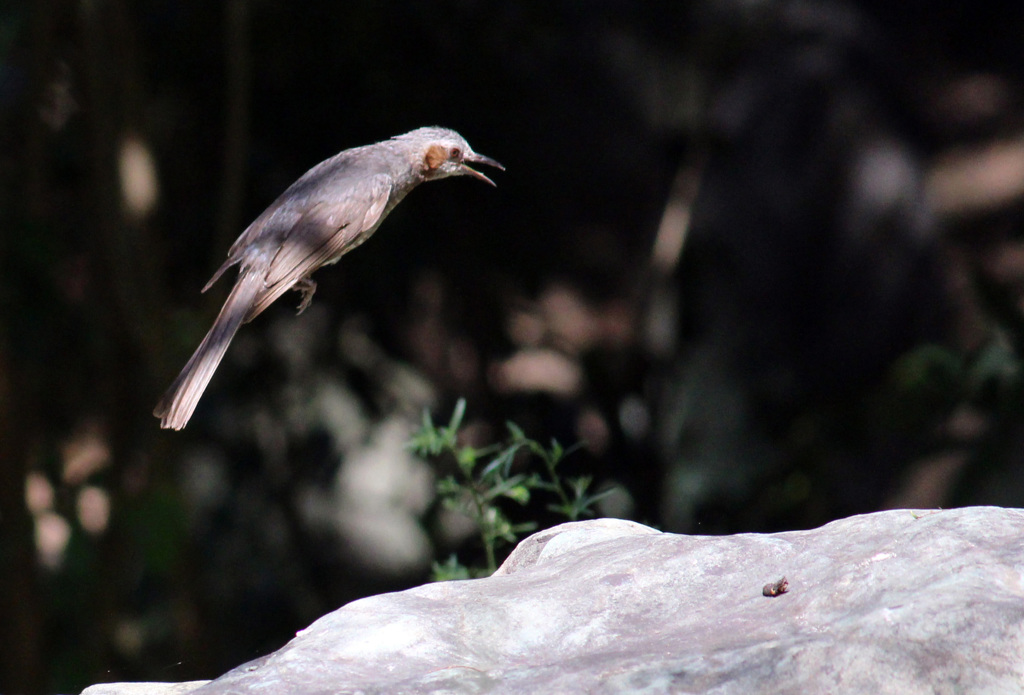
[{"left": 4, "top": 0, "right": 1024, "bottom": 691}]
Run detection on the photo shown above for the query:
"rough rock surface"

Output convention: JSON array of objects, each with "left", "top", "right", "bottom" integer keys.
[{"left": 82, "top": 507, "right": 1024, "bottom": 694}]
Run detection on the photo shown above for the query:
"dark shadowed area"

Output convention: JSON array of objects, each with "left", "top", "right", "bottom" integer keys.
[{"left": 3, "top": 1, "right": 1024, "bottom": 692}]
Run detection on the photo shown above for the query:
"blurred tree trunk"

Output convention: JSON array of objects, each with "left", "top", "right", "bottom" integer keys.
[
  {"left": 0, "top": 352, "right": 44, "bottom": 695},
  {"left": 76, "top": 0, "right": 176, "bottom": 682},
  {"left": 214, "top": 0, "right": 252, "bottom": 267},
  {"left": 0, "top": 0, "right": 59, "bottom": 691}
]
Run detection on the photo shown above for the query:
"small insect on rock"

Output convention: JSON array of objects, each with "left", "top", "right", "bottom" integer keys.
[{"left": 762, "top": 576, "right": 789, "bottom": 597}]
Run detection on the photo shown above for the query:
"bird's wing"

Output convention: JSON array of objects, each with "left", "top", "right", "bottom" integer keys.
[
  {"left": 243, "top": 173, "right": 393, "bottom": 321},
  {"left": 202, "top": 197, "right": 298, "bottom": 294}
]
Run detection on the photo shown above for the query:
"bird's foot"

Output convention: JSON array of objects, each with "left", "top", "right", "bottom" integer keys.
[{"left": 294, "top": 278, "right": 317, "bottom": 314}]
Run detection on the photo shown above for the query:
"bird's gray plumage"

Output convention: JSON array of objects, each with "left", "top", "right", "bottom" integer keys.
[{"left": 155, "top": 127, "right": 502, "bottom": 430}]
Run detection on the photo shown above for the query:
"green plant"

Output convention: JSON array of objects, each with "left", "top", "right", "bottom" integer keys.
[{"left": 409, "top": 399, "right": 614, "bottom": 579}]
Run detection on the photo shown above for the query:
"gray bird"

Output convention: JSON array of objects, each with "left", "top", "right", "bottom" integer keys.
[{"left": 155, "top": 126, "right": 503, "bottom": 430}]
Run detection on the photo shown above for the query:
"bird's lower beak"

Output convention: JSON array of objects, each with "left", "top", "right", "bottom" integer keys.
[{"left": 461, "top": 152, "right": 505, "bottom": 187}]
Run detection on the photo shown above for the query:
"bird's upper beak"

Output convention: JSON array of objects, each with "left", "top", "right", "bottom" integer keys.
[{"left": 461, "top": 152, "right": 505, "bottom": 187}]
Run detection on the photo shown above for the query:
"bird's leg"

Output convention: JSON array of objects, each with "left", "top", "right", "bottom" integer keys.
[{"left": 293, "top": 278, "right": 317, "bottom": 314}]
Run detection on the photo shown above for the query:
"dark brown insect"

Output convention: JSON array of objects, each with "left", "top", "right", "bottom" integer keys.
[{"left": 762, "top": 576, "right": 789, "bottom": 597}]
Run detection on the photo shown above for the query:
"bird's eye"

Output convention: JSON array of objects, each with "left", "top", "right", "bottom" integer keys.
[{"left": 449, "top": 147, "right": 462, "bottom": 160}]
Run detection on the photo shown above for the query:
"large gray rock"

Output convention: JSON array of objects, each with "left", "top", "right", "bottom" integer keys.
[{"left": 83, "top": 507, "right": 1024, "bottom": 694}]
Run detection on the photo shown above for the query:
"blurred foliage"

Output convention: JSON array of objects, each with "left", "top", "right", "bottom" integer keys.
[
  {"left": 411, "top": 398, "right": 612, "bottom": 577},
  {"left": 2, "top": 0, "right": 1024, "bottom": 692}
]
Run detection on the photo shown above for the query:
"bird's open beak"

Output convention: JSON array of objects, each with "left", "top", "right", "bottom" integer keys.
[{"left": 461, "top": 152, "right": 505, "bottom": 187}]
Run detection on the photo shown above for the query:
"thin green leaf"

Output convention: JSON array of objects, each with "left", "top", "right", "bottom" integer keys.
[
  {"left": 506, "top": 421, "right": 526, "bottom": 441},
  {"left": 548, "top": 438, "right": 564, "bottom": 463},
  {"left": 501, "top": 485, "right": 531, "bottom": 505},
  {"left": 481, "top": 444, "right": 521, "bottom": 479},
  {"left": 449, "top": 398, "right": 467, "bottom": 431}
]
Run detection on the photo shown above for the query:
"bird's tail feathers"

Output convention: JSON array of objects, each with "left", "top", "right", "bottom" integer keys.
[{"left": 154, "top": 270, "right": 263, "bottom": 430}]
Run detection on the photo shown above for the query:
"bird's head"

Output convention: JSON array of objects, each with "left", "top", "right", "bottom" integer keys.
[{"left": 397, "top": 127, "right": 504, "bottom": 186}]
